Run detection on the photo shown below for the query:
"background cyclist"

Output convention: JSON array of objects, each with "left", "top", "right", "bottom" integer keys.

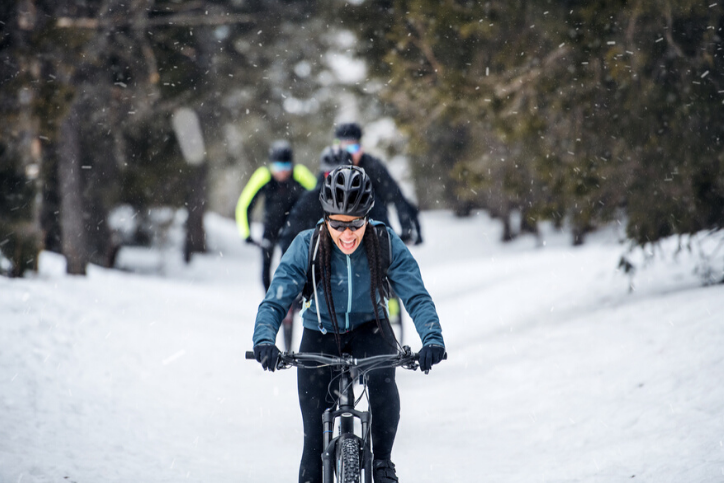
[
  {"left": 235, "top": 140, "right": 316, "bottom": 293},
  {"left": 333, "top": 122, "right": 422, "bottom": 245}
]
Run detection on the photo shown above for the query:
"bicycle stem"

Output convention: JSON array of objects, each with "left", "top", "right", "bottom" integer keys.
[{"left": 338, "top": 368, "right": 355, "bottom": 434}]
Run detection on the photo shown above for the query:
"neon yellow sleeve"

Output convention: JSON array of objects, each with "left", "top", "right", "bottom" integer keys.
[
  {"left": 293, "top": 164, "right": 318, "bottom": 190},
  {"left": 235, "top": 167, "right": 272, "bottom": 239}
]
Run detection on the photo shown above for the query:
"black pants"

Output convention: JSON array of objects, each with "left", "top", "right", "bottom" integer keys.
[
  {"left": 261, "top": 226, "right": 279, "bottom": 292},
  {"left": 297, "top": 322, "right": 400, "bottom": 483},
  {"left": 261, "top": 241, "right": 275, "bottom": 292}
]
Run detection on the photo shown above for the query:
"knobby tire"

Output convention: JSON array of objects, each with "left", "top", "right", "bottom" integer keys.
[{"left": 337, "top": 436, "right": 361, "bottom": 483}]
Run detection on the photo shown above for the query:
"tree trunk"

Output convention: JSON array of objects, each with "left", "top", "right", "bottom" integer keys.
[
  {"left": 520, "top": 207, "right": 539, "bottom": 235},
  {"left": 40, "top": 150, "right": 62, "bottom": 253},
  {"left": 58, "top": 102, "right": 88, "bottom": 275},
  {"left": 572, "top": 224, "right": 589, "bottom": 246},
  {"left": 501, "top": 209, "right": 514, "bottom": 242},
  {"left": 184, "top": 163, "right": 207, "bottom": 263},
  {"left": 82, "top": 86, "right": 118, "bottom": 269}
]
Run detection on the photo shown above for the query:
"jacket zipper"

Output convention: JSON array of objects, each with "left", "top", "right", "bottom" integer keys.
[{"left": 346, "top": 254, "right": 352, "bottom": 330}]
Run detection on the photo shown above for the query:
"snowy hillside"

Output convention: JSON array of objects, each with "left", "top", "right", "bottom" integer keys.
[{"left": 1, "top": 211, "right": 723, "bottom": 483}]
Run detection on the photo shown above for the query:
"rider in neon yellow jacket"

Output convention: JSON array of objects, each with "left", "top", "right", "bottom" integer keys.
[{"left": 235, "top": 140, "right": 316, "bottom": 293}]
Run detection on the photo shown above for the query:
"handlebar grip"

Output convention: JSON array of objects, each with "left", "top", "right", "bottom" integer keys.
[
  {"left": 245, "top": 351, "right": 256, "bottom": 360},
  {"left": 412, "top": 349, "right": 448, "bottom": 360}
]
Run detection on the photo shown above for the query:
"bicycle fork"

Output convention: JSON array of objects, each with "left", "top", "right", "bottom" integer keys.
[{"left": 321, "top": 371, "right": 373, "bottom": 483}]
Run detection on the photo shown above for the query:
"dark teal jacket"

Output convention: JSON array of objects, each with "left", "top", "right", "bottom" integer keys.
[{"left": 252, "top": 221, "right": 444, "bottom": 348}]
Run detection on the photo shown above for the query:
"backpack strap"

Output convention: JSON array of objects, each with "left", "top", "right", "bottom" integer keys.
[
  {"left": 300, "top": 223, "right": 327, "bottom": 333},
  {"left": 373, "top": 223, "right": 392, "bottom": 299},
  {"left": 301, "top": 224, "right": 323, "bottom": 302}
]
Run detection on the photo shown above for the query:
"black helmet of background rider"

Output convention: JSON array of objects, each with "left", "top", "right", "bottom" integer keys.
[
  {"left": 334, "top": 123, "right": 362, "bottom": 143},
  {"left": 318, "top": 145, "right": 353, "bottom": 178},
  {"left": 268, "top": 140, "right": 293, "bottom": 181},
  {"left": 334, "top": 123, "right": 364, "bottom": 165},
  {"left": 269, "top": 140, "right": 293, "bottom": 163}
]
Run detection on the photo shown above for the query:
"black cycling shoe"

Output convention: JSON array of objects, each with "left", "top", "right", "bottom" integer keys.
[{"left": 373, "top": 459, "right": 399, "bottom": 483}]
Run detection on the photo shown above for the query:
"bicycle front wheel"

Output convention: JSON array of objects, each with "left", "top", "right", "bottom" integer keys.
[{"left": 336, "top": 435, "right": 361, "bottom": 483}]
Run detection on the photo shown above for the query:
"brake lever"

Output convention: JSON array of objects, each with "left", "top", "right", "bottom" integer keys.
[{"left": 275, "top": 352, "right": 293, "bottom": 370}]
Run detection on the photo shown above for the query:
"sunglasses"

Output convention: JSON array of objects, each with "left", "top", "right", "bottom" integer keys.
[
  {"left": 271, "top": 161, "right": 292, "bottom": 172},
  {"left": 344, "top": 143, "right": 361, "bottom": 154},
  {"left": 326, "top": 217, "right": 367, "bottom": 232}
]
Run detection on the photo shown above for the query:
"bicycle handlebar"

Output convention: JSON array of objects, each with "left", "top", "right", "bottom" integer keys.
[{"left": 246, "top": 346, "right": 447, "bottom": 373}]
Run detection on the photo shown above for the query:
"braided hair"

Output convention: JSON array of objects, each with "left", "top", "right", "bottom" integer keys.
[{"left": 316, "top": 223, "right": 396, "bottom": 355}]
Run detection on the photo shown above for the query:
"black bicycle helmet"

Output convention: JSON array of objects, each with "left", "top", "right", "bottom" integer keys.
[
  {"left": 269, "top": 140, "right": 293, "bottom": 163},
  {"left": 319, "top": 165, "right": 375, "bottom": 217},
  {"left": 334, "top": 122, "right": 362, "bottom": 141},
  {"left": 319, "top": 145, "right": 353, "bottom": 174}
]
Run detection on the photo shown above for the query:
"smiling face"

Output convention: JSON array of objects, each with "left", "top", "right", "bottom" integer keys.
[{"left": 326, "top": 214, "right": 367, "bottom": 255}]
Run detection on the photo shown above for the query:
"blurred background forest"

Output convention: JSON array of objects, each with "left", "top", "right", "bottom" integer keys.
[{"left": 1, "top": 0, "right": 723, "bottom": 277}]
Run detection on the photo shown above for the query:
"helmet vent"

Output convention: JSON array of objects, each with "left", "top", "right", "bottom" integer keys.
[{"left": 319, "top": 166, "right": 375, "bottom": 217}]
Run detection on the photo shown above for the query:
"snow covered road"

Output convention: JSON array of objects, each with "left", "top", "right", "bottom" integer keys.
[{"left": 1, "top": 211, "right": 723, "bottom": 482}]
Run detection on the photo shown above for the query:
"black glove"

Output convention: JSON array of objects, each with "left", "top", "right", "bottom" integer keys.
[
  {"left": 399, "top": 199, "right": 423, "bottom": 246},
  {"left": 253, "top": 343, "right": 280, "bottom": 372},
  {"left": 418, "top": 345, "right": 446, "bottom": 373},
  {"left": 411, "top": 213, "right": 423, "bottom": 245},
  {"left": 400, "top": 224, "right": 422, "bottom": 246},
  {"left": 245, "top": 237, "right": 256, "bottom": 245},
  {"left": 408, "top": 201, "right": 423, "bottom": 245}
]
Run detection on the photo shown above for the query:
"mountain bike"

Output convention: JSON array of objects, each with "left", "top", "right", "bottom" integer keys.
[{"left": 246, "top": 345, "right": 442, "bottom": 483}]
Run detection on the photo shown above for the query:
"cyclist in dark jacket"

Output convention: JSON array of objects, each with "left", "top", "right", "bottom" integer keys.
[
  {"left": 335, "top": 122, "right": 422, "bottom": 245},
  {"left": 252, "top": 165, "right": 445, "bottom": 483},
  {"left": 278, "top": 123, "right": 422, "bottom": 255},
  {"left": 235, "top": 140, "right": 316, "bottom": 292}
]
